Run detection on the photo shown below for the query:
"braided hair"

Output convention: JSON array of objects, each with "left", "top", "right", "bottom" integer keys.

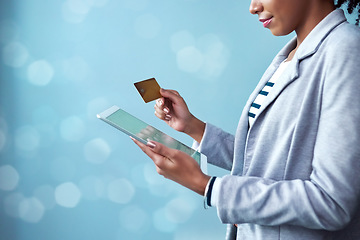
[{"left": 335, "top": 0, "right": 360, "bottom": 25}]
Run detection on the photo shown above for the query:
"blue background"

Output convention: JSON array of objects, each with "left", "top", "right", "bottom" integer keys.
[{"left": 1, "top": 1, "right": 354, "bottom": 239}]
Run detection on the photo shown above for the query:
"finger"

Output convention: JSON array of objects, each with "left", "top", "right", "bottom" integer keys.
[
  {"left": 154, "top": 104, "right": 172, "bottom": 121},
  {"left": 161, "top": 89, "right": 180, "bottom": 96},
  {"left": 155, "top": 98, "right": 171, "bottom": 114},
  {"left": 154, "top": 102, "right": 168, "bottom": 115},
  {"left": 155, "top": 165, "right": 164, "bottom": 176},
  {"left": 154, "top": 105, "right": 165, "bottom": 117},
  {"left": 131, "top": 137, "right": 179, "bottom": 181},
  {"left": 155, "top": 109, "right": 171, "bottom": 122},
  {"left": 130, "top": 137, "right": 156, "bottom": 158},
  {"left": 156, "top": 98, "right": 165, "bottom": 107},
  {"left": 147, "top": 140, "right": 176, "bottom": 161},
  {"left": 131, "top": 137, "right": 171, "bottom": 166}
]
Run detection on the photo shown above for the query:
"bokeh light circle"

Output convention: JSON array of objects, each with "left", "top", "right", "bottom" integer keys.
[
  {"left": 18, "top": 197, "right": 45, "bottom": 223},
  {"left": 107, "top": 178, "right": 135, "bottom": 204},
  {"left": 170, "top": 30, "right": 195, "bottom": 53},
  {"left": 27, "top": 60, "right": 54, "bottom": 86},
  {"left": 0, "top": 165, "right": 20, "bottom": 191},
  {"left": 55, "top": 182, "right": 82, "bottom": 208},
  {"left": 176, "top": 46, "right": 203, "bottom": 73},
  {"left": 84, "top": 138, "right": 111, "bottom": 164}
]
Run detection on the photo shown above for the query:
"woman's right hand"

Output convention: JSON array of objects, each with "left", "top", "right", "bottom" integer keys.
[{"left": 155, "top": 88, "right": 205, "bottom": 143}]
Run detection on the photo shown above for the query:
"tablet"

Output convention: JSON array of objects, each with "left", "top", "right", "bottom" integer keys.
[{"left": 97, "top": 106, "right": 207, "bottom": 173}]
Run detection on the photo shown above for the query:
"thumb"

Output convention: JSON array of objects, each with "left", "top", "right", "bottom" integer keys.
[{"left": 160, "top": 88, "right": 182, "bottom": 104}]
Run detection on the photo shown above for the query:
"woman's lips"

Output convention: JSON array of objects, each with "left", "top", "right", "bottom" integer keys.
[{"left": 260, "top": 17, "right": 273, "bottom": 28}]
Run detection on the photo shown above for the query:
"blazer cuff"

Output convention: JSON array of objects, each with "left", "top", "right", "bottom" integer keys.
[
  {"left": 204, "top": 177, "right": 222, "bottom": 208},
  {"left": 191, "top": 122, "right": 210, "bottom": 152}
]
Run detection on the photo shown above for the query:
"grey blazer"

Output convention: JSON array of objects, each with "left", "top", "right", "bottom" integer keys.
[{"left": 199, "top": 9, "right": 360, "bottom": 240}]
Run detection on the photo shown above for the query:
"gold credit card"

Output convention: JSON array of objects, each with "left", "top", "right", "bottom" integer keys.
[{"left": 134, "top": 78, "right": 162, "bottom": 103}]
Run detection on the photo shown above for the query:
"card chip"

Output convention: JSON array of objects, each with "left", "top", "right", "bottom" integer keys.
[{"left": 134, "top": 78, "right": 162, "bottom": 103}]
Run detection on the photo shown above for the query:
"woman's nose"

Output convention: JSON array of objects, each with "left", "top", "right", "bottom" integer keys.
[{"left": 249, "top": 0, "right": 263, "bottom": 15}]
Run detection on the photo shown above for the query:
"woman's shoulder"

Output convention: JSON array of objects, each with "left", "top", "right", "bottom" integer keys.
[{"left": 327, "top": 21, "right": 360, "bottom": 47}]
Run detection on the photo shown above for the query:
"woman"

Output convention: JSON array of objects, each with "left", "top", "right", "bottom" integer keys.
[{"left": 132, "top": 0, "right": 360, "bottom": 239}]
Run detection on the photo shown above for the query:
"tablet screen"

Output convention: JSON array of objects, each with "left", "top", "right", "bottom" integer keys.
[{"left": 97, "top": 106, "right": 202, "bottom": 165}]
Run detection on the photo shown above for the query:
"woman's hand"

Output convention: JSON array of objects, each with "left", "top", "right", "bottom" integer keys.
[
  {"left": 131, "top": 137, "right": 210, "bottom": 195},
  {"left": 155, "top": 88, "right": 205, "bottom": 143}
]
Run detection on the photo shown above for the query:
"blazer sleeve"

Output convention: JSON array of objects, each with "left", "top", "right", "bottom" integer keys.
[
  {"left": 197, "top": 123, "right": 235, "bottom": 171},
  {"left": 215, "top": 29, "right": 360, "bottom": 230}
]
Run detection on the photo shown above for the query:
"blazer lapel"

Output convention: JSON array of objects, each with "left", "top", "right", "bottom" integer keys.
[
  {"left": 257, "top": 57, "right": 299, "bottom": 117},
  {"left": 244, "top": 38, "right": 297, "bottom": 124}
]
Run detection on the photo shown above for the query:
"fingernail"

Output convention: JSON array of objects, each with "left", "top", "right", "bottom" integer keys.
[
  {"left": 157, "top": 99, "right": 163, "bottom": 106},
  {"left": 147, "top": 141, "right": 156, "bottom": 149},
  {"left": 163, "top": 108, "right": 169, "bottom": 114}
]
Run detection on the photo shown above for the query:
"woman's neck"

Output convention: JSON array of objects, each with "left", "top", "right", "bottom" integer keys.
[{"left": 291, "top": 1, "right": 335, "bottom": 59}]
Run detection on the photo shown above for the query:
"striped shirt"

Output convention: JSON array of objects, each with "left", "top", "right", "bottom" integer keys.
[{"left": 248, "top": 60, "right": 290, "bottom": 128}]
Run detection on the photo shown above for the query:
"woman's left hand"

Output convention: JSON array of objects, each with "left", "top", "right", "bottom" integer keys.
[{"left": 131, "top": 137, "right": 210, "bottom": 195}]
